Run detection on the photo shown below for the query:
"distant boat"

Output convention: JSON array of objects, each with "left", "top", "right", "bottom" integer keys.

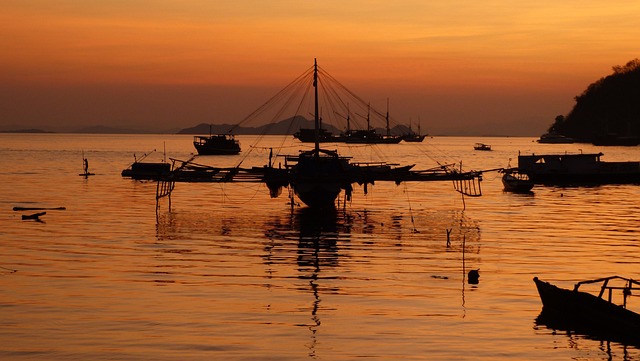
[
  {"left": 537, "top": 132, "right": 574, "bottom": 144},
  {"left": 343, "top": 129, "right": 402, "bottom": 144},
  {"left": 473, "top": 143, "right": 492, "bottom": 151},
  {"left": 402, "top": 133, "right": 426, "bottom": 142},
  {"left": 402, "top": 120, "right": 426, "bottom": 143},
  {"left": 534, "top": 276, "right": 640, "bottom": 345},
  {"left": 193, "top": 134, "right": 241, "bottom": 155},
  {"left": 293, "top": 128, "right": 345, "bottom": 143},
  {"left": 516, "top": 152, "right": 640, "bottom": 185},
  {"left": 500, "top": 169, "right": 534, "bottom": 193}
]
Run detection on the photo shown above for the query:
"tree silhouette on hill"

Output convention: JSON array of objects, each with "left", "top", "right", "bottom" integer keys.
[{"left": 549, "top": 59, "right": 640, "bottom": 143}]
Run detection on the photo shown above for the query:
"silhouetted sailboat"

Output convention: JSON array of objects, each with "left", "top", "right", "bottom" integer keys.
[
  {"left": 286, "top": 59, "right": 355, "bottom": 207},
  {"left": 402, "top": 118, "right": 426, "bottom": 142},
  {"left": 155, "top": 59, "right": 484, "bottom": 210}
]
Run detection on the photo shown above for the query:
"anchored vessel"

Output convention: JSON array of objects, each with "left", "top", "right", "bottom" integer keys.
[
  {"left": 500, "top": 169, "right": 534, "bottom": 193},
  {"left": 193, "top": 134, "right": 240, "bottom": 155},
  {"left": 534, "top": 276, "right": 640, "bottom": 345},
  {"left": 473, "top": 143, "right": 492, "bottom": 151},
  {"left": 154, "top": 60, "right": 483, "bottom": 209},
  {"left": 517, "top": 152, "right": 640, "bottom": 185}
]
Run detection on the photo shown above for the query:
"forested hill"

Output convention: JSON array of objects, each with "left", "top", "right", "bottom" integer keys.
[{"left": 548, "top": 59, "right": 640, "bottom": 142}]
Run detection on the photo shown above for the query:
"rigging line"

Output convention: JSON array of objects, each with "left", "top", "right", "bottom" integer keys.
[
  {"left": 403, "top": 182, "right": 419, "bottom": 233},
  {"left": 319, "top": 66, "right": 400, "bottom": 130},
  {"left": 270, "top": 75, "right": 315, "bottom": 159},
  {"left": 228, "top": 65, "right": 313, "bottom": 133},
  {"left": 217, "top": 182, "right": 265, "bottom": 204},
  {"left": 235, "top": 71, "right": 313, "bottom": 166}
]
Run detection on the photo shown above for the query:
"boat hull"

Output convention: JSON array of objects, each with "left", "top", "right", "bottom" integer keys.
[
  {"left": 193, "top": 135, "right": 241, "bottom": 155},
  {"left": 533, "top": 277, "right": 640, "bottom": 344},
  {"left": 121, "top": 162, "right": 171, "bottom": 180},
  {"left": 501, "top": 173, "right": 534, "bottom": 193},
  {"left": 518, "top": 153, "right": 640, "bottom": 185}
]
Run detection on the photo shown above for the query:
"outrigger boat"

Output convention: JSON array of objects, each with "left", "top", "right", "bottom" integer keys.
[
  {"left": 534, "top": 276, "right": 640, "bottom": 345},
  {"left": 154, "top": 59, "right": 483, "bottom": 209},
  {"left": 121, "top": 149, "right": 171, "bottom": 181},
  {"left": 500, "top": 168, "right": 534, "bottom": 193}
]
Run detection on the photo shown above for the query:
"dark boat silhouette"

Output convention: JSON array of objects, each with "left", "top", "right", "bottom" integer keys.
[
  {"left": 534, "top": 276, "right": 640, "bottom": 346},
  {"left": 294, "top": 99, "right": 402, "bottom": 144},
  {"left": 154, "top": 59, "right": 484, "bottom": 209},
  {"left": 500, "top": 169, "right": 534, "bottom": 193},
  {"left": 121, "top": 150, "right": 171, "bottom": 180},
  {"left": 517, "top": 152, "right": 640, "bottom": 185},
  {"left": 473, "top": 143, "right": 492, "bottom": 151},
  {"left": 193, "top": 134, "right": 240, "bottom": 155}
]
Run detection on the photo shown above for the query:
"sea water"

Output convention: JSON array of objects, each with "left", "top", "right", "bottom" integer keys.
[{"left": 1, "top": 133, "right": 639, "bottom": 360}]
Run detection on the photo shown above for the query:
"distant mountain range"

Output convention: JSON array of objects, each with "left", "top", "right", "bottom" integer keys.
[
  {"left": 180, "top": 116, "right": 416, "bottom": 136},
  {"left": 1, "top": 115, "right": 418, "bottom": 135}
]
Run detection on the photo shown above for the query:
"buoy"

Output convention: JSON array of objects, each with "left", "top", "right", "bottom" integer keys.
[{"left": 468, "top": 269, "right": 480, "bottom": 284}]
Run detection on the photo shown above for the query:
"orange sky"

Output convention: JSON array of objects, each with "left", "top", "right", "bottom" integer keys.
[{"left": 1, "top": 0, "right": 639, "bottom": 135}]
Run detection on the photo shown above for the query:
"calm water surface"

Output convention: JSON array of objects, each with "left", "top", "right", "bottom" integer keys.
[{"left": 1, "top": 134, "right": 639, "bottom": 360}]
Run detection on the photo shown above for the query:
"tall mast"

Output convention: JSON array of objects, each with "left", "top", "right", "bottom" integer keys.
[
  {"left": 386, "top": 98, "right": 390, "bottom": 136},
  {"left": 347, "top": 103, "right": 351, "bottom": 133},
  {"left": 313, "top": 58, "right": 320, "bottom": 155}
]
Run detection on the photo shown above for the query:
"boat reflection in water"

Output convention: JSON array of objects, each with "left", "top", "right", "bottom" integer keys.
[{"left": 263, "top": 206, "right": 349, "bottom": 358}]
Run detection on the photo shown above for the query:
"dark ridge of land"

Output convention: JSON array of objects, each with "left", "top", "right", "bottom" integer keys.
[
  {"left": 547, "top": 58, "right": 640, "bottom": 142},
  {"left": 0, "top": 128, "right": 55, "bottom": 133},
  {"left": 178, "top": 116, "right": 417, "bottom": 136}
]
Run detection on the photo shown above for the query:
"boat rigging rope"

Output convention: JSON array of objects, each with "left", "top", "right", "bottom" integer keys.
[{"left": 403, "top": 182, "right": 419, "bottom": 233}]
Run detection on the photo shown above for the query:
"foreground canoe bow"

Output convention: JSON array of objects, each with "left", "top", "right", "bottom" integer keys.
[{"left": 533, "top": 276, "right": 640, "bottom": 345}]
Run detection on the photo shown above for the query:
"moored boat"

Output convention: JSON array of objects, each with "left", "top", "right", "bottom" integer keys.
[
  {"left": 517, "top": 152, "right": 640, "bottom": 185},
  {"left": 122, "top": 161, "right": 171, "bottom": 180},
  {"left": 153, "top": 59, "right": 485, "bottom": 209},
  {"left": 402, "top": 133, "right": 426, "bottom": 142},
  {"left": 193, "top": 134, "right": 241, "bottom": 155},
  {"left": 500, "top": 169, "right": 534, "bottom": 193},
  {"left": 533, "top": 276, "right": 640, "bottom": 345},
  {"left": 402, "top": 120, "right": 426, "bottom": 143},
  {"left": 537, "top": 132, "right": 574, "bottom": 144},
  {"left": 293, "top": 128, "right": 345, "bottom": 143},
  {"left": 474, "top": 143, "right": 491, "bottom": 151},
  {"left": 121, "top": 149, "right": 171, "bottom": 180}
]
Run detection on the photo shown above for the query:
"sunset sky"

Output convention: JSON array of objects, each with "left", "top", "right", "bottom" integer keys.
[{"left": 2, "top": 0, "right": 639, "bottom": 135}]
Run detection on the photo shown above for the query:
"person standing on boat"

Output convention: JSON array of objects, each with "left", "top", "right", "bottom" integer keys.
[{"left": 83, "top": 158, "right": 89, "bottom": 174}]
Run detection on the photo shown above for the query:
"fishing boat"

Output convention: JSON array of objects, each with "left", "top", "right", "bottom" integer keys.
[
  {"left": 154, "top": 59, "right": 484, "bottom": 209},
  {"left": 537, "top": 132, "right": 574, "bottom": 144},
  {"left": 121, "top": 150, "right": 171, "bottom": 180},
  {"left": 402, "top": 120, "right": 426, "bottom": 142},
  {"left": 193, "top": 134, "right": 241, "bottom": 155},
  {"left": 285, "top": 60, "right": 357, "bottom": 207},
  {"left": 516, "top": 152, "right": 640, "bottom": 185},
  {"left": 500, "top": 169, "right": 534, "bottom": 193},
  {"left": 343, "top": 129, "right": 402, "bottom": 144},
  {"left": 533, "top": 276, "right": 640, "bottom": 345},
  {"left": 293, "top": 128, "right": 346, "bottom": 143},
  {"left": 474, "top": 143, "right": 492, "bottom": 151}
]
